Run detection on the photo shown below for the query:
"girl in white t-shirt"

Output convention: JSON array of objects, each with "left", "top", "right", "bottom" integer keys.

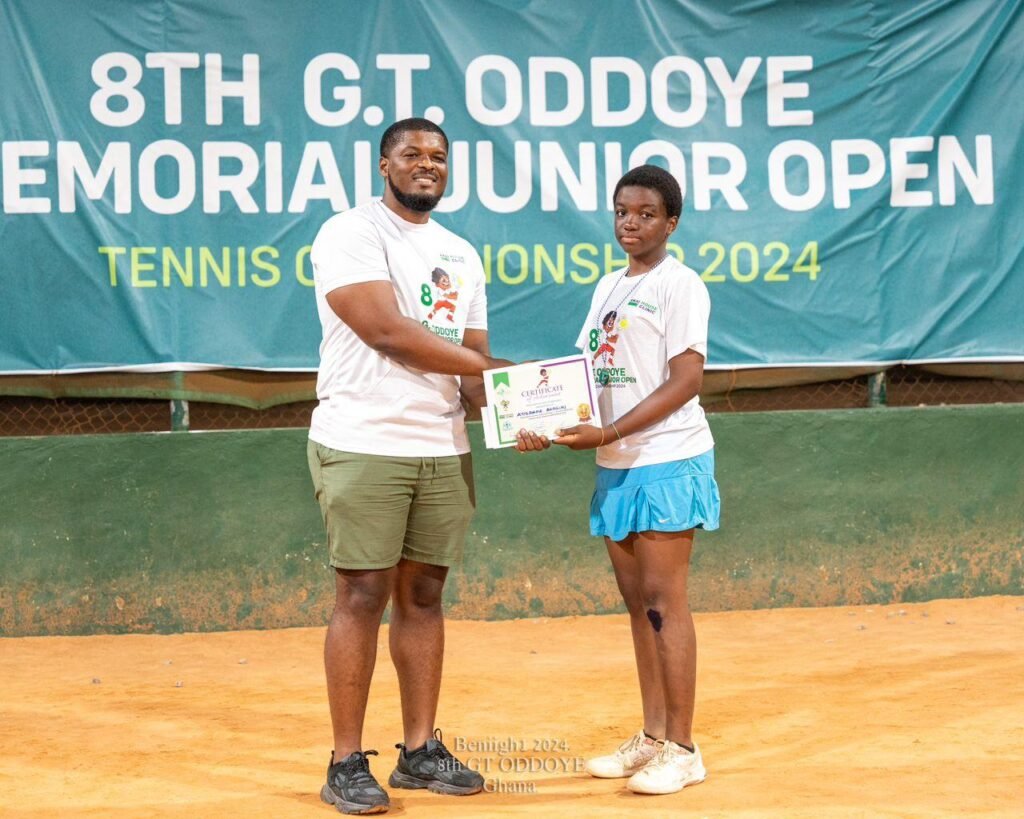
[{"left": 517, "top": 165, "right": 720, "bottom": 797}]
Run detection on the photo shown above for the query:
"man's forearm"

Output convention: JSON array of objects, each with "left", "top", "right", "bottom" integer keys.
[
  {"left": 373, "top": 316, "right": 499, "bottom": 376},
  {"left": 459, "top": 377, "right": 487, "bottom": 409}
]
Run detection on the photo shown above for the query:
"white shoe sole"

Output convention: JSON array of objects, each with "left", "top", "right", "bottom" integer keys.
[
  {"left": 627, "top": 770, "right": 707, "bottom": 795},
  {"left": 586, "top": 758, "right": 658, "bottom": 779},
  {"left": 586, "top": 767, "right": 643, "bottom": 779}
]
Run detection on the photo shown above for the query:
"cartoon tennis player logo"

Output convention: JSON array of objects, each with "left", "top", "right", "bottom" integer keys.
[
  {"left": 593, "top": 310, "right": 619, "bottom": 366},
  {"left": 426, "top": 267, "right": 458, "bottom": 322},
  {"left": 537, "top": 368, "right": 549, "bottom": 388}
]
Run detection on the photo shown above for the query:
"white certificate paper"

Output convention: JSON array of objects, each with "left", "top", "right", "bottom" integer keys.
[{"left": 481, "top": 355, "right": 601, "bottom": 449}]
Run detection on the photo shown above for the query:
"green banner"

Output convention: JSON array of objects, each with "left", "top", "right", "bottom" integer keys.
[{"left": 1, "top": 0, "right": 1021, "bottom": 372}]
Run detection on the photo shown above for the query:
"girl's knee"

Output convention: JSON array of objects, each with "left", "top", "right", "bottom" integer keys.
[
  {"left": 639, "top": 581, "right": 672, "bottom": 610},
  {"left": 638, "top": 586, "right": 689, "bottom": 631}
]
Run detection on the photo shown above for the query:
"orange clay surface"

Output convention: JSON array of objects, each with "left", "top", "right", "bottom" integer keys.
[{"left": 2, "top": 596, "right": 1023, "bottom": 818}]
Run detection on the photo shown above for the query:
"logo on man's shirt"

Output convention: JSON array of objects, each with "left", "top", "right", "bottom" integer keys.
[
  {"left": 420, "top": 266, "right": 464, "bottom": 343},
  {"left": 439, "top": 253, "right": 465, "bottom": 264},
  {"left": 424, "top": 267, "right": 459, "bottom": 323}
]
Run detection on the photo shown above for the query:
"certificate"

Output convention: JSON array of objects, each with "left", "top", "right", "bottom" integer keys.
[{"left": 481, "top": 354, "right": 601, "bottom": 449}]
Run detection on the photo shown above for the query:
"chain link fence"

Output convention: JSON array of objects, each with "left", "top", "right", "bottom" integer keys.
[
  {"left": 703, "top": 375, "right": 870, "bottom": 413},
  {"left": 0, "top": 397, "right": 174, "bottom": 436},
  {"left": 188, "top": 400, "right": 317, "bottom": 431},
  {"left": 884, "top": 365, "right": 1024, "bottom": 407},
  {"left": 2, "top": 366, "right": 1021, "bottom": 437}
]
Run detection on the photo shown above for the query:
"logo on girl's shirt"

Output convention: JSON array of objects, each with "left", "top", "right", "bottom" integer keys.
[
  {"left": 627, "top": 298, "right": 658, "bottom": 315},
  {"left": 590, "top": 312, "right": 637, "bottom": 387},
  {"left": 591, "top": 310, "right": 620, "bottom": 366}
]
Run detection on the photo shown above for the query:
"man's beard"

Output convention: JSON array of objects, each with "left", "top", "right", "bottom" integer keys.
[
  {"left": 387, "top": 174, "right": 443, "bottom": 213},
  {"left": 385, "top": 174, "right": 442, "bottom": 212}
]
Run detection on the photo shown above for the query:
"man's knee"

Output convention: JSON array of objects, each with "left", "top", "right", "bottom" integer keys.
[
  {"left": 393, "top": 569, "right": 446, "bottom": 614},
  {"left": 334, "top": 571, "right": 392, "bottom": 619},
  {"left": 394, "top": 586, "right": 444, "bottom": 615}
]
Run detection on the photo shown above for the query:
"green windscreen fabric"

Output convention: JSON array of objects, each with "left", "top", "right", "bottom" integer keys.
[{"left": 1, "top": 0, "right": 1021, "bottom": 375}]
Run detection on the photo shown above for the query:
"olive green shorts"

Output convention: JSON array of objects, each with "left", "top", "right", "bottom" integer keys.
[{"left": 307, "top": 440, "right": 476, "bottom": 570}]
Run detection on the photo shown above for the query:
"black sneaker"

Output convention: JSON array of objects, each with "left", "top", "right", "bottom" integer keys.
[
  {"left": 320, "top": 750, "right": 390, "bottom": 815},
  {"left": 388, "top": 729, "right": 485, "bottom": 795}
]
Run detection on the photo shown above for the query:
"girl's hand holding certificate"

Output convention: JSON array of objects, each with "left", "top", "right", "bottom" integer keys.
[
  {"left": 553, "top": 423, "right": 607, "bottom": 450},
  {"left": 515, "top": 423, "right": 610, "bottom": 452}
]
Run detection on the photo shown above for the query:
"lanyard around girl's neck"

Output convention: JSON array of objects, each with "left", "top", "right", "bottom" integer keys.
[
  {"left": 592, "top": 255, "right": 669, "bottom": 381},
  {"left": 594, "top": 254, "right": 669, "bottom": 333}
]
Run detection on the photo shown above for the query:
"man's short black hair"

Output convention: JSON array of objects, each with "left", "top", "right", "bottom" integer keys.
[
  {"left": 379, "top": 118, "right": 449, "bottom": 158},
  {"left": 613, "top": 165, "right": 683, "bottom": 219}
]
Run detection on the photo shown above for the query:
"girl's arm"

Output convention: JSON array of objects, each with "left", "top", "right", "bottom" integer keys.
[{"left": 555, "top": 348, "right": 704, "bottom": 450}]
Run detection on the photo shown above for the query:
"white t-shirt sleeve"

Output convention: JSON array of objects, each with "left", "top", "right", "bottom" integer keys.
[
  {"left": 464, "top": 249, "right": 489, "bottom": 331},
  {"left": 311, "top": 211, "right": 390, "bottom": 294},
  {"left": 664, "top": 269, "right": 711, "bottom": 359}
]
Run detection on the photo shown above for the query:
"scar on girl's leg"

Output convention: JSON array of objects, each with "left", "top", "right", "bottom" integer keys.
[{"left": 646, "top": 608, "right": 663, "bottom": 632}]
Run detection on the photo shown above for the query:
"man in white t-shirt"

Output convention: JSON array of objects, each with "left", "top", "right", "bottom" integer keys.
[{"left": 308, "top": 118, "right": 506, "bottom": 814}]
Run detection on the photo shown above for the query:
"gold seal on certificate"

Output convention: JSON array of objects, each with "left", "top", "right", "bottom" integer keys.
[{"left": 482, "top": 355, "right": 602, "bottom": 449}]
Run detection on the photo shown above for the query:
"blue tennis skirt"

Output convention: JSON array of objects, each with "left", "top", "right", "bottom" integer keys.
[{"left": 590, "top": 449, "right": 721, "bottom": 542}]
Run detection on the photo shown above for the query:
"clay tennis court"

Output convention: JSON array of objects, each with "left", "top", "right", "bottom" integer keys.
[{"left": 2, "top": 595, "right": 1021, "bottom": 817}]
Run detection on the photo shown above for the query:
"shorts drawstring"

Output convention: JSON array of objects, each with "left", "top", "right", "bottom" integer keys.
[{"left": 420, "top": 457, "right": 439, "bottom": 480}]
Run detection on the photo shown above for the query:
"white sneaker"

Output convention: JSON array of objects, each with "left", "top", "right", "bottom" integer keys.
[
  {"left": 585, "top": 730, "right": 659, "bottom": 778},
  {"left": 626, "top": 740, "right": 706, "bottom": 794}
]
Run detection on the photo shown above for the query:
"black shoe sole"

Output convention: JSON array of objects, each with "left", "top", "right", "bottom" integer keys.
[
  {"left": 388, "top": 768, "right": 483, "bottom": 796},
  {"left": 320, "top": 783, "right": 390, "bottom": 814}
]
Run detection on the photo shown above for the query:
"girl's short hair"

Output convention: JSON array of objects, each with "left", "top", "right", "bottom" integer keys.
[{"left": 613, "top": 165, "right": 683, "bottom": 218}]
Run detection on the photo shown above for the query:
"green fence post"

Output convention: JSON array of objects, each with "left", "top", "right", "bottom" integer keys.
[
  {"left": 170, "top": 371, "right": 190, "bottom": 431},
  {"left": 868, "top": 372, "right": 887, "bottom": 407},
  {"left": 170, "top": 399, "right": 190, "bottom": 431}
]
